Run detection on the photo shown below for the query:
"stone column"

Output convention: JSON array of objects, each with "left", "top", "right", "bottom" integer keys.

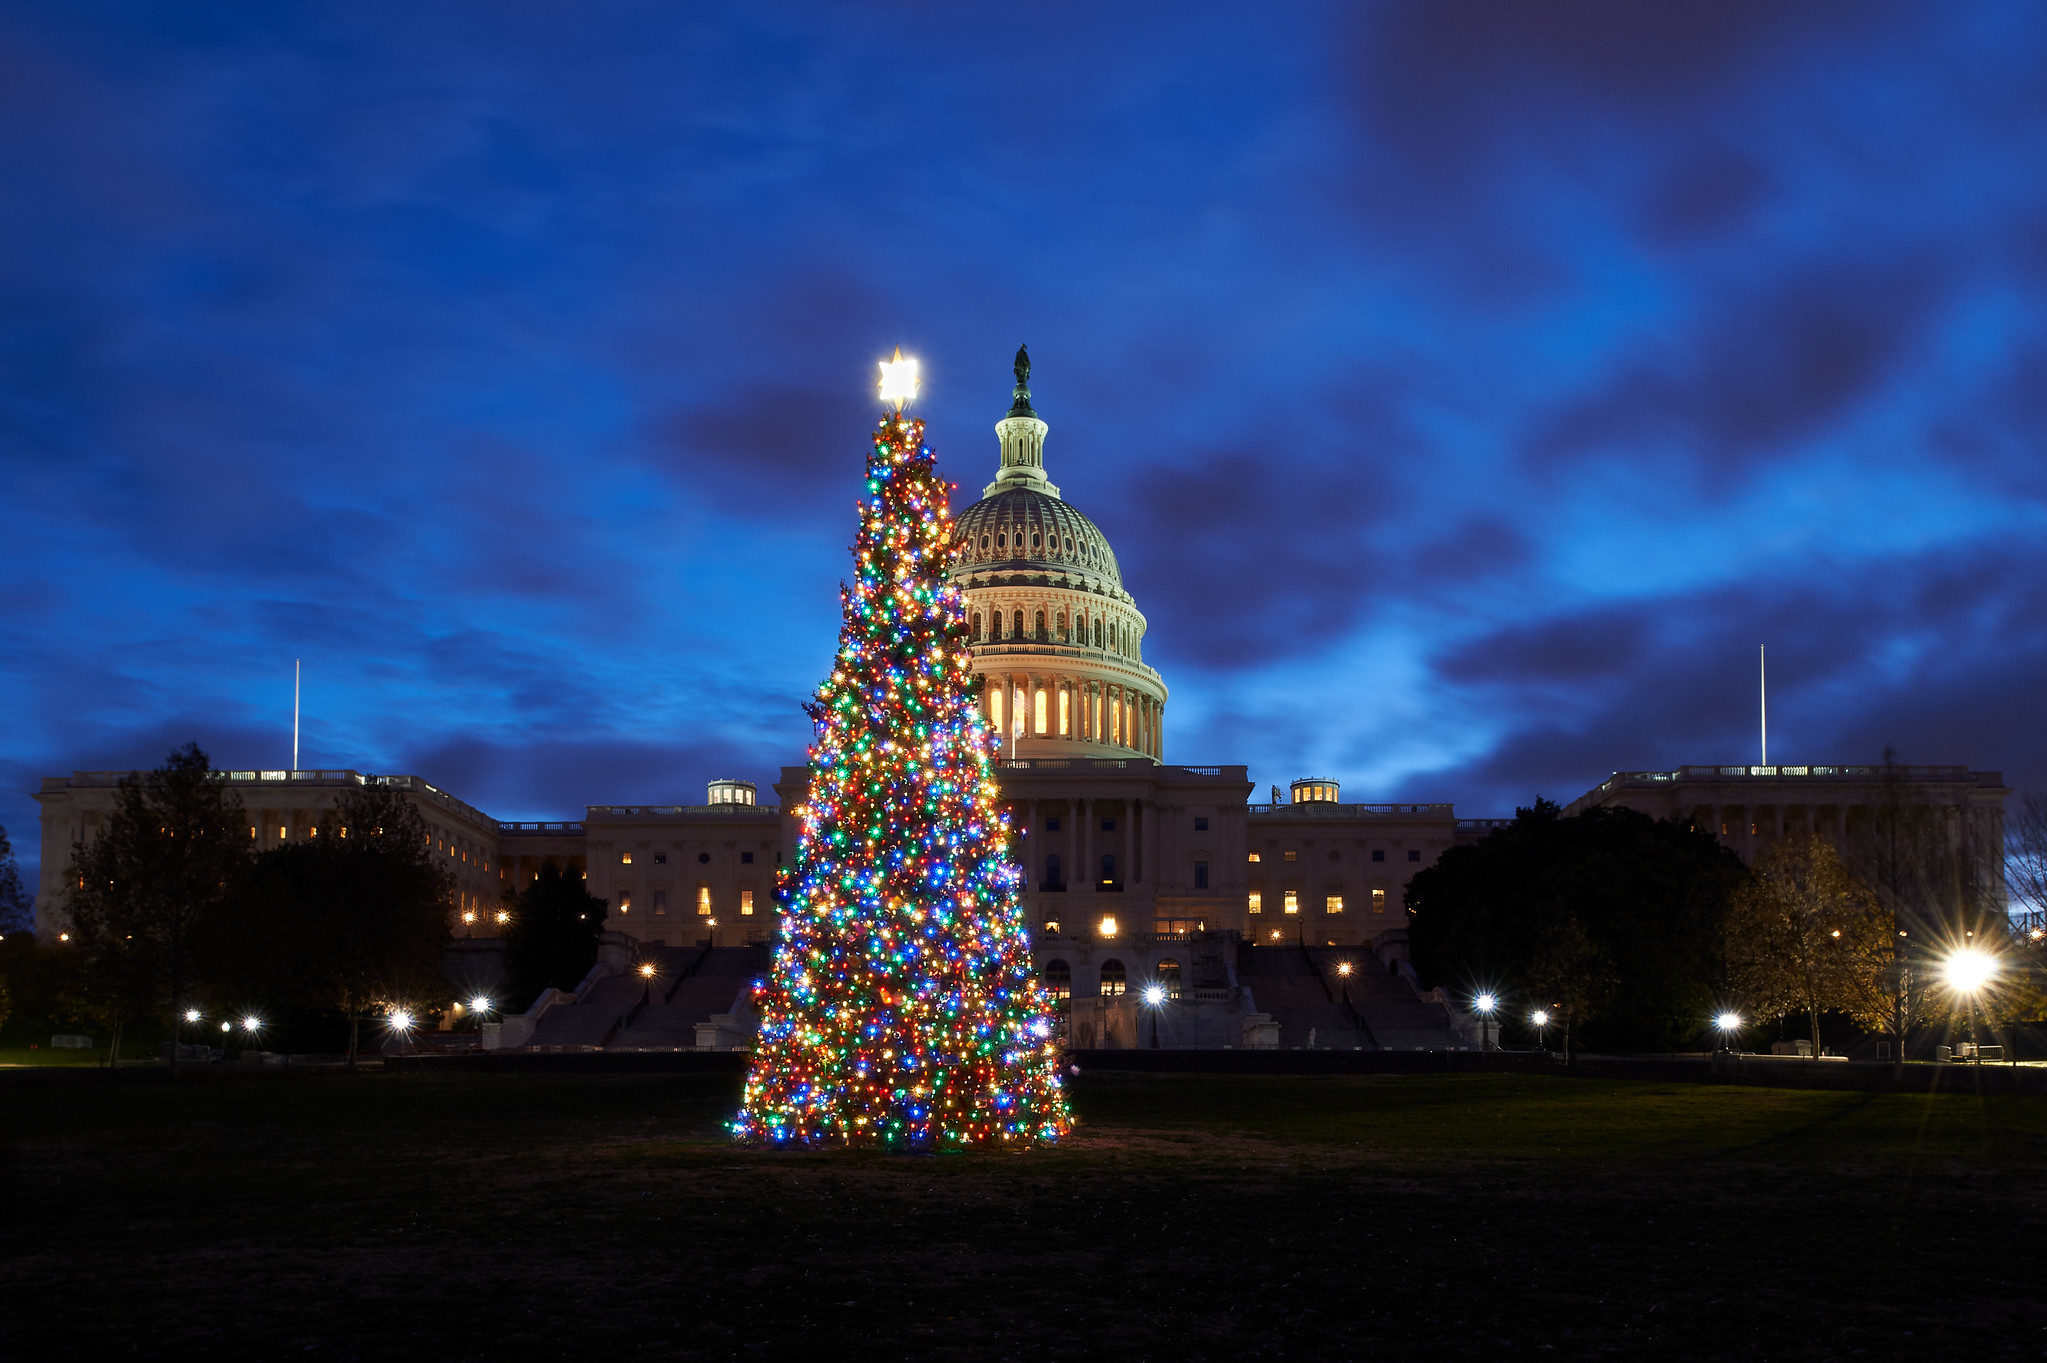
[
  {"left": 1078, "top": 797, "right": 1094, "bottom": 895},
  {"left": 1025, "top": 798, "right": 1039, "bottom": 889},
  {"left": 1142, "top": 797, "right": 1160, "bottom": 890},
  {"left": 1123, "top": 798, "right": 1135, "bottom": 889}
]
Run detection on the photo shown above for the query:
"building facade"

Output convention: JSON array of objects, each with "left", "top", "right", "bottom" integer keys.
[
  {"left": 32, "top": 769, "right": 513, "bottom": 938},
  {"left": 1566, "top": 763, "right": 2011, "bottom": 917}
]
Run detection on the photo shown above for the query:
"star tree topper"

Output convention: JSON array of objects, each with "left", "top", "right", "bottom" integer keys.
[{"left": 877, "top": 347, "right": 920, "bottom": 411}]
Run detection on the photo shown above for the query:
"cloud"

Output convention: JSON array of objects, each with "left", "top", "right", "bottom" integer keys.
[{"left": 1528, "top": 262, "right": 1947, "bottom": 476}]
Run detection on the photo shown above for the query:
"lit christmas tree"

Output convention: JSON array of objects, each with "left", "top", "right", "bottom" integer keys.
[{"left": 733, "top": 352, "right": 1071, "bottom": 1148}]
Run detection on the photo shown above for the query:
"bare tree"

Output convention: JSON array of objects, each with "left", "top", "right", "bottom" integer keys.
[
  {"left": 2007, "top": 792, "right": 2047, "bottom": 928},
  {"left": 1726, "top": 833, "right": 1886, "bottom": 1059}
]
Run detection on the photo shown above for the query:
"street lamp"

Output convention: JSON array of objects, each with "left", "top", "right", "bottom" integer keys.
[
  {"left": 1941, "top": 948, "right": 1997, "bottom": 994},
  {"left": 1473, "top": 993, "right": 1498, "bottom": 1052},
  {"left": 638, "top": 961, "right": 658, "bottom": 1008},
  {"left": 1942, "top": 948, "right": 1999, "bottom": 1062},
  {"left": 1142, "top": 983, "right": 1167, "bottom": 1049},
  {"left": 1531, "top": 1009, "right": 1551, "bottom": 1049},
  {"left": 1715, "top": 1012, "right": 1742, "bottom": 1053}
]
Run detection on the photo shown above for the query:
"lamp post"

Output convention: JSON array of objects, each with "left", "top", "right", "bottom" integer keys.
[
  {"left": 1941, "top": 948, "right": 1999, "bottom": 1062},
  {"left": 388, "top": 1008, "right": 416, "bottom": 1057},
  {"left": 1473, "top": 993, "right": 1497, "bottom": 1052},
  {"left": 1531, "top": 1009, "right": 1550, "bottom": 1051},
  {"left": 638, "top": 961, "right": 658, "bottom": 1009},
  {"left": 1142, "top": 984, "right": 1166, "bottom": 1050},
  {"left": 174, "top": 1007, "right": 201, "bottom": 1069},
  {"left": 1714, "top": 1012, "right": 1742, "bottom": 1054}
]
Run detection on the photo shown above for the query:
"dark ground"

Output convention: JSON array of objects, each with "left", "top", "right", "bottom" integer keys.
[{"left": 5, "top": 1068, "right": 2045, "bottom": 1361}]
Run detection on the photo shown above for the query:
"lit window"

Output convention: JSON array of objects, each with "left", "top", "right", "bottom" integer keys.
[
  {"left": 1283, "top": 850, "right": 1297, "bottom": 863},
  {"left": 1099, "top": 958, "right": 1126, "bottom": 994},
  {"left": 1283, "top": 890, "right": 1299, "bottom": 914},
  {"left": 278, "top": 826, "right": 287, "bottom": 839},
  {"left": 1372, "top": 889, "right": 1387, "bottom": 913},
  {"left": 1248, "top": 891, "right": 1263, "bottom": 914},
  {"left": 1247, "top": 851, "right": 1261, "bottom": 863},
  {"left": 1058, "top": 689, "right": 1070, "bottom": 735},
  {"left": 621, "top": 850, "right": 632, "bottom": 865},
  {"left": 1157, "top": 959, "right": 1182, "bottom": 999},
  {"left": 618, "top": 891, "right": 631, "bottom": 914},
  {"left": 249, "top": 826, "right": 257, "bottom": 840},
  {"left": 1043, "top": 959, "right": 1072, "bottom": 999},
  {"left": 1034, "top": 688, "right": 1048, "bottom": 734},
  {"left": 697, "top": 885, "right": 712, "bottom": 915},
  {"left": 653, "top": 891, "right": 667, "bottom": 916},
  {"left": 990, "top": 687, "right": 1004, "bottom": 733},
  {"left": 1043, "top": 919, "right": 1062, "bottom": 935},
  {"left": 740, "top": 890, "right": 755, "bottom": 915},
  {"left": 1325, "top": 895, "right": 1343, "bottom": 914},
  {"left": 1099, "top": 916, "right": 1119, "bottom": 939}
]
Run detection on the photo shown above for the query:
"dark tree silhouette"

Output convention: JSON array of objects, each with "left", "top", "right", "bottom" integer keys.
[{"left": 501, "top": 861, "right": 607, "bottom": 1011}]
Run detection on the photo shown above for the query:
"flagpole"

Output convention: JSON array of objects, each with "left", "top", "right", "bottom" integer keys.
[
  {"left": 293, "top": 659, "right": 301, "bottom": 773},
  {"left": 1759, "top": 645, "right": 1767, "bottom": 767}
]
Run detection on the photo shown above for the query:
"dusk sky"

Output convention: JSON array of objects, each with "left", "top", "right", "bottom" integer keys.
[{"left": 5, "top": 3, "right": 2045, "bottom": 894}]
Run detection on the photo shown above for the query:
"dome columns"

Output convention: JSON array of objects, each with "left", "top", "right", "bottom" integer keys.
[{"left": 988, "top": 415, "right": 1056, "bottom": 498}]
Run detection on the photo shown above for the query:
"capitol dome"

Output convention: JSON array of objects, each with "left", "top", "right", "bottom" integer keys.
[
  {"left": 951, "top": 489, "right": 1124, "bottom": 594},
  {"left": 946, "top": 347, "right": 1166, "bottom": 762}
]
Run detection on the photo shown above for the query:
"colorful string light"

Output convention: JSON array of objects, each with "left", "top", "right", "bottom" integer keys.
[{"left": 733, "top": 411, "right": 1071, "bottom": 1148}]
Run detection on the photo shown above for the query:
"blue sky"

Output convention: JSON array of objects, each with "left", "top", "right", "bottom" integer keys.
[{"left": 5, "top": 3, "right": 2045, "bottom": 892}]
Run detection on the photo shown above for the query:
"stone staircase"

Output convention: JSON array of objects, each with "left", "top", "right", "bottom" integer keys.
[
  {"left": 1235, "top": 942, "right": 1369, "bottom": 1050},
  {"left": 609, "top": 947, "right": 764, "bottom": 1050},
  {"left": 518, "top": 944, "right": 768, "bottom": 1051},
  {"left": 1235, "top": 941, "right": 1461, "bottom": 1050}
]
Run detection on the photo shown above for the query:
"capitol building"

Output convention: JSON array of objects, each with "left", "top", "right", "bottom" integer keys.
[{"left": 31, "top": 353, "right": 2012, "bottom": 1051}]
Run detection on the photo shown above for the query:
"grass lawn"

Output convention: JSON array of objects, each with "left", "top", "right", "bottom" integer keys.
[
  {"left": 5, "top": 1069, "right": 2046, "bottom": 1361},
  {"left": 0, "top": 1046, "right": 167, "bottom": 1068}
]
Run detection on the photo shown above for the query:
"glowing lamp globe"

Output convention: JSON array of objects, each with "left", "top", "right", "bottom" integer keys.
[
  {"left": 1715, "top": 1012, "right": 1742, "bottom": 1032},
  {"left": 1942, "top": 948, "right": 1998, "bottom": 994},
  {"left": 1143, "top": 984, "right": 1167, "bottom": 1007},
  {"left": 389, "top": 1008, "right": 415, "bottom": 1031},
  {"left": 1474, "top": 993, "right": 1497, "bottom": 1015},
  {"left": 1531, "top": 1009, "right": 1550, "bottom": 1028}
]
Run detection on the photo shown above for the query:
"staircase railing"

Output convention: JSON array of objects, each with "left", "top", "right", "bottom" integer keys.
[
  {"left": 1339, "top": 984, "right": 1381, "bottom": 1050},
  {"left": 1298, "top": 941, "right": 1383, "bottom": 1049},
  {"left": 664, "top": 941, "right": 716, "bottom": 1004},
  {"left": 1297, "top": 938, "right": 1334, "bottom": 1003}
]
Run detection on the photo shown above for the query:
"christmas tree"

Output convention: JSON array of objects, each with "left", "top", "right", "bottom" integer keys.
[{"left": 733, "top": 354, "right": 1071, "bottom": 1148}]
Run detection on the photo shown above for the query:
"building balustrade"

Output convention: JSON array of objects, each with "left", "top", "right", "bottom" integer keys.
[
  {"left": 1248, "top": 802, "right": 1455, "bottom": 817},
  {"left": 586, "top": 804, "right": 783, "bottom": 817}
]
